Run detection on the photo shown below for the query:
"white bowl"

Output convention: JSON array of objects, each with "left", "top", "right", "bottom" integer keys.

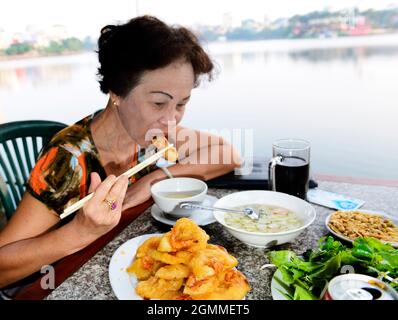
[
  {"left": 213, "top": 190, "right": 316, "bottom": 248},
  {"left": 150, "top": 177, "right": 208, "bottom": 216}
]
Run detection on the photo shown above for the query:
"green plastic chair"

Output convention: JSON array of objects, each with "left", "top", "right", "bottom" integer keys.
[{"left": 0, "top": 120, "right": 67, "bottom": 220}]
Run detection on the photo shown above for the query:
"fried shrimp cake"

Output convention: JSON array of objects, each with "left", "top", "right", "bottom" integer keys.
[
  {"left": 136, "top": 236, "right": 161, "bottom": 258},
  {"left": 135, "top": 276, "right": 184, "bottom": 299},
  {"left": 152, "top": 136, "right": 178, "bottom": 162},
  {"left": 167, "top": 218, "right": 209, "bottom": 252},
  {"left": 147, "top": 248, "right": 192, "bottom": 265},
  {"left": 157, "top": 219, "right": 209, "bottom": 253},
  {"left": 157, "top": 232, "right": 175, "bottom": 252},
  {"left": 155, "top": 264, "right": 190, "bottom": 280},
  {"left": 126, "top": 256, "right": 163, "bottom": 280},
  {"left": 158, "top": 290, "right": 193, "bottom": 300},
  {"left": 189, "top": 245, "right": 238, "bottom": 280},
  {"left": 191, "top": 269, "right": 250, "bottom": 300},
  {"left": 183, "top": 274, "right": 219, "bottom": 296}
]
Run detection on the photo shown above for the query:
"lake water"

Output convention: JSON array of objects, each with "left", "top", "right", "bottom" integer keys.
[{"left": 1, "top": 34, "right": 398, "bottom": 180}]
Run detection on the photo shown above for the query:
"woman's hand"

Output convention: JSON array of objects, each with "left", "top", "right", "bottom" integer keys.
[{"left": 71, "top": 172, "right": 129, "bottom": 241}]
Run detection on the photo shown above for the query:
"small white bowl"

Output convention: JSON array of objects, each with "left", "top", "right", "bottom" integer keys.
[
  {"left": 213, "top": 190, "right": 316, "bottom": 248},
  {"left": 150, "top": 177, "right": 208, "bottom": 216}
]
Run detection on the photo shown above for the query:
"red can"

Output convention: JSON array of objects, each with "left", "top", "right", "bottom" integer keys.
[{"left": 323, "top": 274, "right": 398, "bottom": 300}]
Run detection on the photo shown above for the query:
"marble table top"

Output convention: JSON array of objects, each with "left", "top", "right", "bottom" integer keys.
[{"left": 46, "top": 181, "right": 398, "bottom": 300}]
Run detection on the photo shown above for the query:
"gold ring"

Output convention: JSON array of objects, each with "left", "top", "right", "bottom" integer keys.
[{"left": 104, "top": 199, "right": 117, "bottom": 210}]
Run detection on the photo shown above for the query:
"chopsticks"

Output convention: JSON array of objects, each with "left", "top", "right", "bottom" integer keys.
[{"left": 59, "top": 144, "right": 174, "bottom": 219}]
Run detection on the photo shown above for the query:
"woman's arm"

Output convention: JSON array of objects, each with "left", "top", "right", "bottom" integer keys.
[
  {"left": 0, "top": 173, "right": 128, "bottom": 288},
  {"left": 122, "top": 127, "right": 243, "bottom": 210},
  {"left": 172, "top": 126, "right": 243, "bottom": 180},
  {"left": 0, "top": 196, "right": 95, "bottom": 288}
]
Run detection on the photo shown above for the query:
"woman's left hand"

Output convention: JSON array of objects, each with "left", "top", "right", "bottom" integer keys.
[{"left": 121, "top": 175, "right": 153, "bottom": 211}]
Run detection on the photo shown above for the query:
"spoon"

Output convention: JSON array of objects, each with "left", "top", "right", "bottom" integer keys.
[
  {"left": 179, "top": 202, "right": 262, "bottom": 220},
  {"left": 156, "top": 157, "right": 174, "bottom": 178}
]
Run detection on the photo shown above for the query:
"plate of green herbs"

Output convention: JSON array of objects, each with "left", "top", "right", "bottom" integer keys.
[{"left": 269, "top": 236, "right": 398, "bottom": 300}]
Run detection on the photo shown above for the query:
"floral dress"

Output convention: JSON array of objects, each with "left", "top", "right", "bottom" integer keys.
[{"left": 26, "top": 113, "right": 160, "bottom": 216}]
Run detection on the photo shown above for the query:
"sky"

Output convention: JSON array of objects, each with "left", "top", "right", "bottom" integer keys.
[{"left": 0, "top": 0, "right": 397, "bottom": 38}]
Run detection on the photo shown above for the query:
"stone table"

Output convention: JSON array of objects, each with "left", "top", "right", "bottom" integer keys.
[{"left": 46, "top": 181, "right": 398, "bottom": 300}]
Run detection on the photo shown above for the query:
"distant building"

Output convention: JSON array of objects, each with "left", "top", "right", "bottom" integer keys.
[
  {"left": 222, "top": 12, "right": 233, "bottom": 32},
  {"left": 0, "top": 28, "right": 12, "bottom": 50},
  {"left": 263, "top": 15, "right": 270, "bottom": 28},
  {"left": 348, "top": 16, "right": 372, "bottom": 36},
  {"left": 241, "top": 19, "right": 263, "bottom": 31},
  {"left": 48, "top": 24, "right": 69, "bottom": 41},
  {"left": 270, "top": 18, "right": 289, "bottom": 30},
  {"left": 11, "top": 32, "right": 24, "bottom": 44}
]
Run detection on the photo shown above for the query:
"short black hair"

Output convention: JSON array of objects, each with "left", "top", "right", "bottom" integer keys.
[{"left": 97, "top": 15, "right": 214, "bottom": 97}]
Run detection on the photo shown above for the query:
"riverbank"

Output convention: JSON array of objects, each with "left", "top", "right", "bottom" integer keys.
[
  {"left": 0, "top": 50, "right": 91, "bottom": 62},
  {"left": 2, "top": 32, "right": 398, "bottom": 62}
]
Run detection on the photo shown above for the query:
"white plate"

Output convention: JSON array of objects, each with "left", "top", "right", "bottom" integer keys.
[
  {"left": 325, "top": 209, "right": 398, "bottom": 248},
  {"left": 109, "top": 233, "right": 163, "bottom": 300},
  {"left": 151, "top": 195, "right": 218, "bottom": 226},
  {"left": 109, "top": 232, "right": 248, "bottom": 300}
]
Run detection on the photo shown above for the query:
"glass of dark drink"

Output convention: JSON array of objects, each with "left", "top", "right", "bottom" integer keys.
[{"left": 268, "top": 139, "right": 310, "bottom": 200}]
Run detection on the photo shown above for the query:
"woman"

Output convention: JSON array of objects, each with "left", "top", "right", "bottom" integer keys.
[{"left": 0, "top": 16, "right": 241, "bottom": 289}]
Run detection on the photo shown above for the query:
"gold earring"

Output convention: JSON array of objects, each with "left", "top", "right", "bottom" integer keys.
[{"left": 113, "top": 101, "right": 117, "bottom": 106}]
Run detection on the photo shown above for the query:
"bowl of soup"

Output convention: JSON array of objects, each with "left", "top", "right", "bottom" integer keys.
[
  {"left": 213, "top": 190, "right": 316, "bottom": 248},
  {"left": 150, "top": 177, "right": 208, "bottom": 216}
]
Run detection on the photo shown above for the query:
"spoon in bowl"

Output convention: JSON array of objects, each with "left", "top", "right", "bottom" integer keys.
[{"left": 179, "top": 202, "right": 261, "bottom": 220}]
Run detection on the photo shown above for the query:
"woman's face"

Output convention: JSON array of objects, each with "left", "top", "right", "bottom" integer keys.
[{"left": 114, "top": 60, "right": 195, "bottom": 146}]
